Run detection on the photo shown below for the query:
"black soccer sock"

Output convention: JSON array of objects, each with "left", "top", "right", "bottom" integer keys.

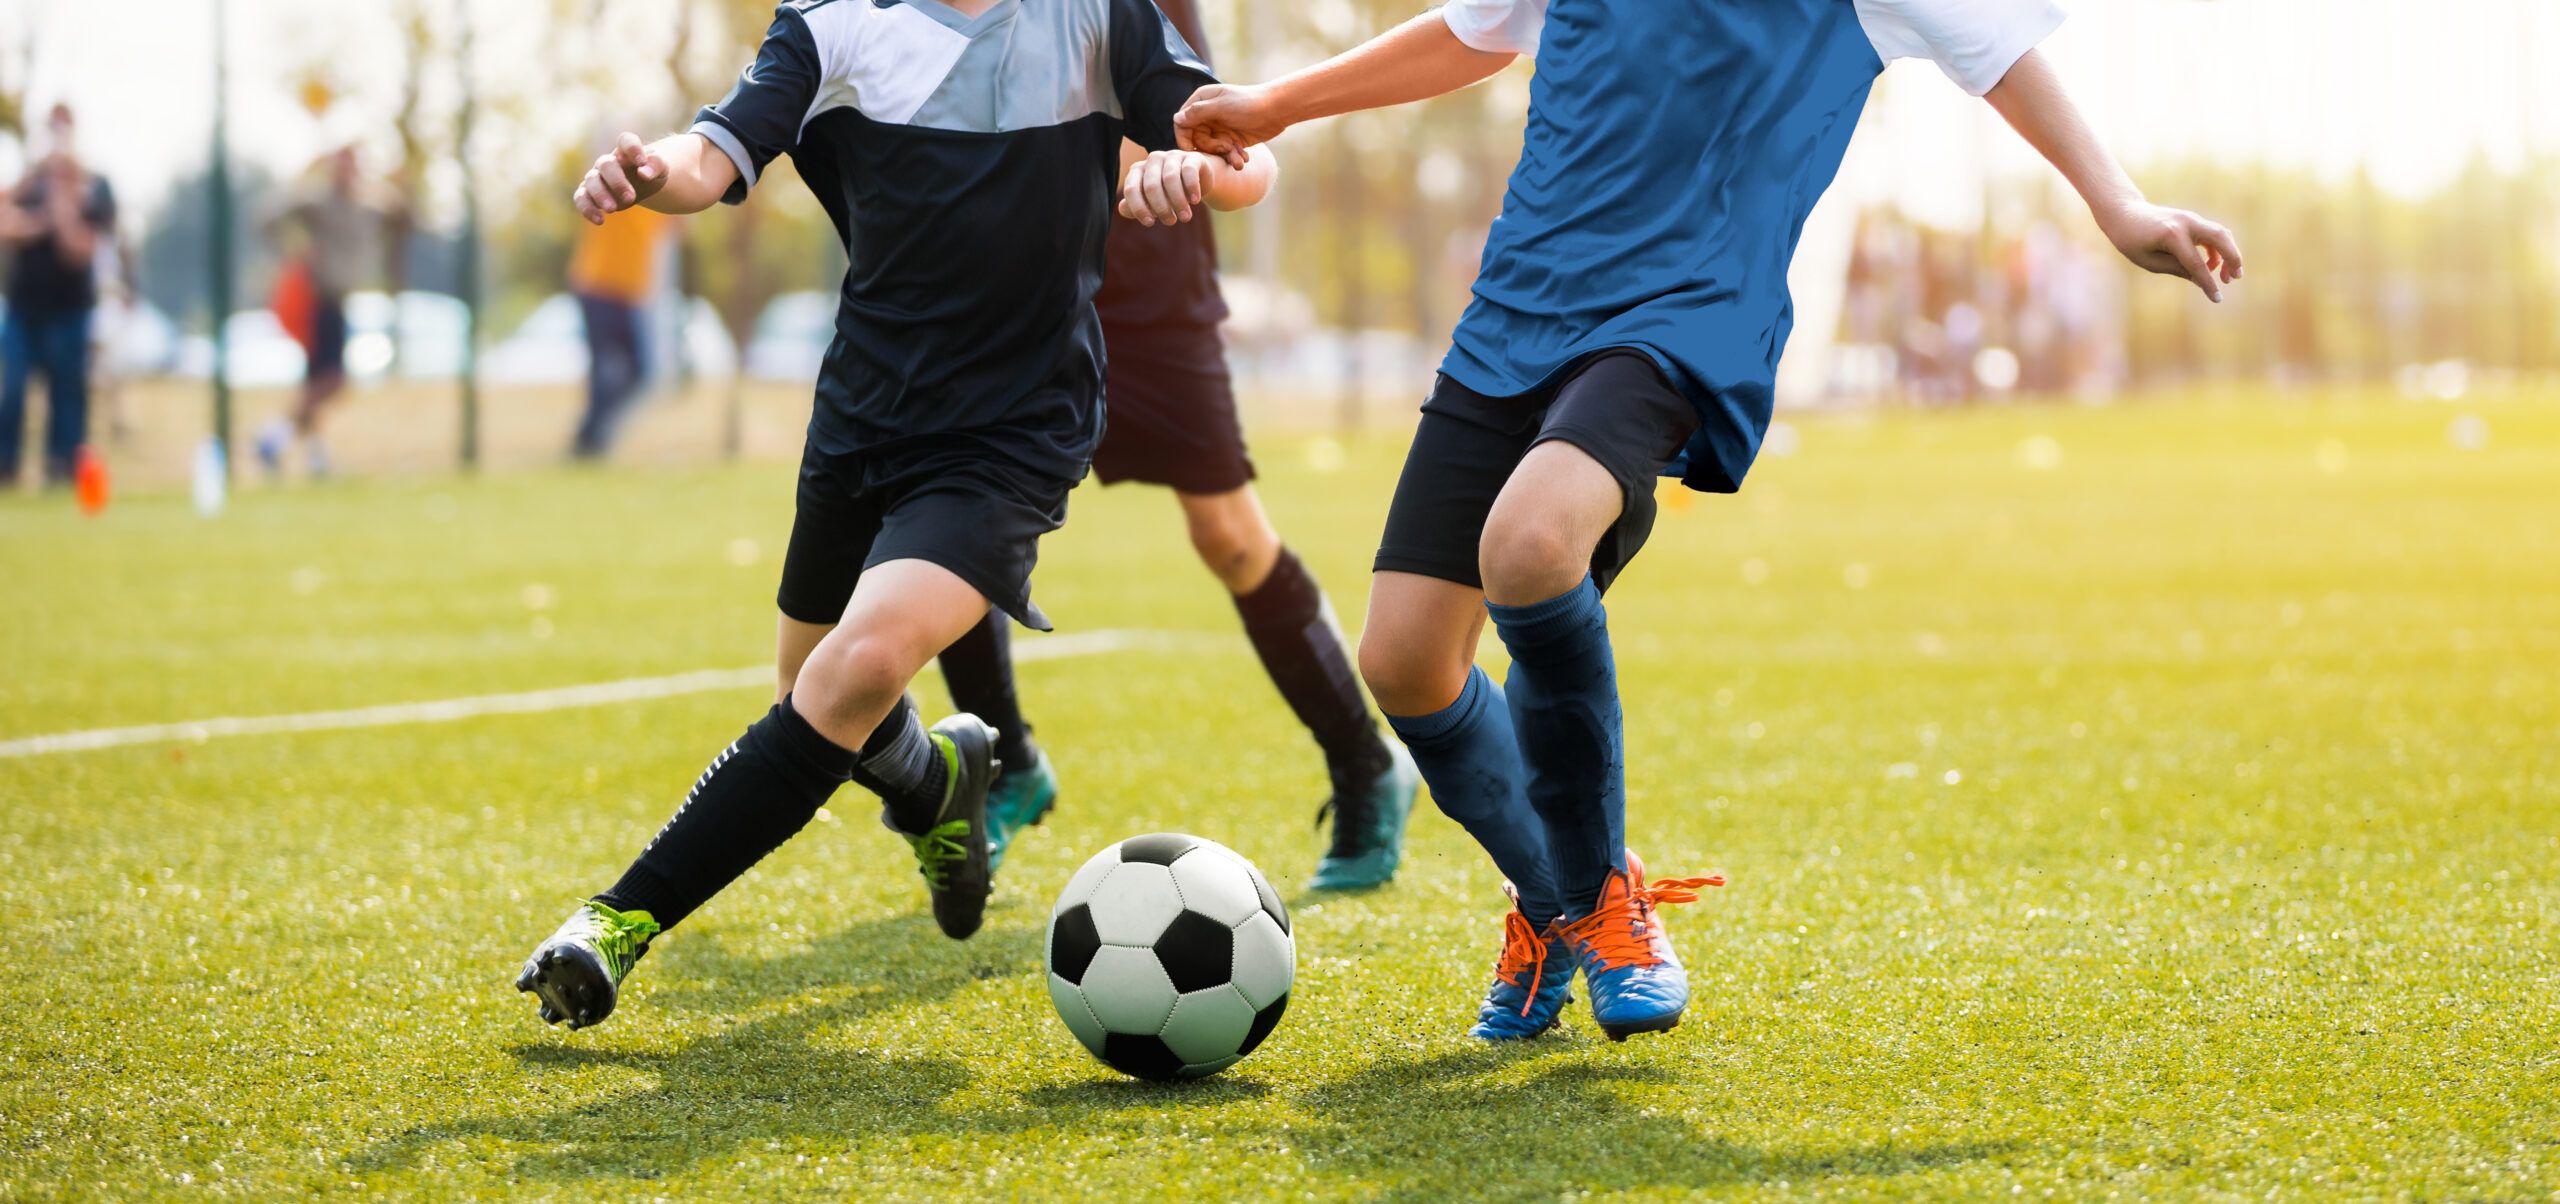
[
  {"left": 938, "top": 608, "right": 1034, "bottom": 770},
  {"left": 850, "top": 694, "right": 951, "bottom": 836},
  {"left": 1233, "top": 548, "right": 1395, "bottom": 790},
  {"left": 594, "top": 696, "right": 855, "bottom": 929}
]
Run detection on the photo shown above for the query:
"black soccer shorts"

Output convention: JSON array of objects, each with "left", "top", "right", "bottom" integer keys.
[
  {"left": 776, "top": 439, "right": 1078, "bottom": 632},
  {"left": 1374, "top": 350, "right": 1701, "bottom": 595}
]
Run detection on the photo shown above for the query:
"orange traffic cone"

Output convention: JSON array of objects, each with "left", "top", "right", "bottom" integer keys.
[{"left": 74, "top": 446, "right": 110, "bottom": 516}]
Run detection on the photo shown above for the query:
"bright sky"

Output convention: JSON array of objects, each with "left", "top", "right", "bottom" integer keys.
[{"left": 9, "top": 0, "right": 2558, "bottom": 224}]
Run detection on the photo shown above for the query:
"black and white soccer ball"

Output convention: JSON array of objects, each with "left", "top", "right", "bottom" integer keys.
[{"left": 1044, "top": 833, "right": 1293, "bottom": 1081}]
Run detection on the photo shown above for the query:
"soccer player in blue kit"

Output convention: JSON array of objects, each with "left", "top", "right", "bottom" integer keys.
[
  {"left": 1177, "top": 0, "right": 2242, "bottom": 1040},
  {"left": 515, "top": 0, "right": 1273, "bottom": 1029}
]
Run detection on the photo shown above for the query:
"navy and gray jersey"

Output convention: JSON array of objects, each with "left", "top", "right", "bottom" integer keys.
[{"left": 692, "top": 0, "right": 1217, "bottom": 474}]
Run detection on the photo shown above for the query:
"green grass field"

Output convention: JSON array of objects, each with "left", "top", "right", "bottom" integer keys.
[{"left": 4, "top": 391, "right": 2556, "bottom": 1200}]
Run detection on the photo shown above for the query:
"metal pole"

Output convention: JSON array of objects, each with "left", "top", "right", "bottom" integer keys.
[
  {"left": 454, "top": 0, "right": 481, "bottom": 471},
  {"left": 208, "top": 0, "right": 234, "bottom": 474}
]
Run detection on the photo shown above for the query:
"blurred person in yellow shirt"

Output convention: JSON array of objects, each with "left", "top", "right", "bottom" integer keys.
[{"left": 567, "top": 205, "right": 673, "bottom": 459}]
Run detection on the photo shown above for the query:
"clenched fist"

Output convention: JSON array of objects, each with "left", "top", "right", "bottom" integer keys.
[{"left": 573, "top": 133, "right": 668, "bottom": 225}]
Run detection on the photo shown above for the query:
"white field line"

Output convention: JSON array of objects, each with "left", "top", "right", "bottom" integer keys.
[{"left": 0, "top": 628, "right": 1225, "bottom": 760}]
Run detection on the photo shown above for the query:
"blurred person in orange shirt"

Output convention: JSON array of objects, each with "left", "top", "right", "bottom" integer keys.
[{"left": 567, "top": 205, "right": 673, "bottom": 459}]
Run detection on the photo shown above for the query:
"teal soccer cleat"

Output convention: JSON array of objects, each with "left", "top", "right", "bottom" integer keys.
[
  {"left": 1468, "top": 885, "right": 1575, "bottom": 1040},
  {"left": 1309, "top": 744, "right": 1418, "bottom": 891},
  {"left": 983, "top": 744, "right": 1060, "bottom": 873},
  {"left": 1552, "top": 851, "right": 1724, "bottom": 1041}
]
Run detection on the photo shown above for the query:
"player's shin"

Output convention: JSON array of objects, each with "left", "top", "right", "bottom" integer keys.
[
  {"left": 593, "top": 695, "right": 857, "bottom": 928},
  {"left": 1238, "top": 548, "right": 1412, "bottom": 888},
  {"left": 1486, "top": 577, "right": 1625, "bottom": 920},
  {"left": 1381, "top": 665, "right": 1561, "bottom": 923},
  {"left": 522, "top": 697, "right": 855, "bottom": 1028}
]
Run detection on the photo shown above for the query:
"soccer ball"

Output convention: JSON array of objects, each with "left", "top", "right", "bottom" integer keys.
[{"left": 1044, "top": 833, "right": 1293, "bottom": 1081}]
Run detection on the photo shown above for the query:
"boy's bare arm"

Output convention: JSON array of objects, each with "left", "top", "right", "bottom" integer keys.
[
  {"left": 1118, "top": 144, "right": 1277, "bottom": 227},
  {"left": 1174, "top": 13, "right": 1515, "bottom": 159},
  {"left": 1986, "top": 49, "right": 2243, "bottom": 301},
  {"left": 572, "top": 132, "right": 739, "bottom": 225}
]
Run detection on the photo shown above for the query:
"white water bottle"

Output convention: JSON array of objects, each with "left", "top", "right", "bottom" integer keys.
[{"left": 192, "top": 436, "right": 227, "bottom": 517}]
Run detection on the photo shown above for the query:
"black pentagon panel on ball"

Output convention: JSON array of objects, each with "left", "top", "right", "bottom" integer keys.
[
  {"left": 1252, "top": 867, "right": 1289, "bottom": 935},
  {"left": 1049, "top": 903, "right": 1101, "bottom": 985},
  {"left": 1101, "top": 1032, "right": 1187, "bottom": 1082},
  {"left": 1117, "top": 832, "right": 1202, "bottom": 866},
  {"left": 1239, "top": 992, "right": 1287, "bottom": 1056},
  {"left": 1153, "top": 910, "right": 1234, "bottom": 994}
]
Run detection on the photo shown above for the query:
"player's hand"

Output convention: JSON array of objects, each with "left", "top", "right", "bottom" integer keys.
[
  {"left": 2099, "top": 202, "right": 2243, "bottom": 303},
  {"left": 573, "top": 133, "right": 668, "bottom": 226},
  {"left": 1118, "top": 150, "right": 1212, "bottom": 227},
  {"left": 1175, "top": 84, "right": 1283, "bottom": 170}
]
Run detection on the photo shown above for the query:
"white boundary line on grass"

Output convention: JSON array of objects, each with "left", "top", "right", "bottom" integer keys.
[{"left": 0, "top": 628, "right": 1222, "bottom": 760}]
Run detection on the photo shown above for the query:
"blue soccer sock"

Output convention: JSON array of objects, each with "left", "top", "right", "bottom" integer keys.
[
  {"left": 1488, "top": 577, "right": 1625, "bottom": 919},
  {"left": 1384, "top": 665, "right": 1563, "bottom": 923}
]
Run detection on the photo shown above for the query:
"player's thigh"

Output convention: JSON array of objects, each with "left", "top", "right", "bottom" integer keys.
[
  {"left": 1174, "top": 485, "right": 1280, "bottom": 592},
  {"left": 792, "top": 558, "right": 995, "bottom": 746},
  {"left": 826, "top": 557, "right": 993, "bottom": 675},
  {"left": 1482, "top": 352, "right": 1702, "bottom": 603},
  {"left": 1357, "top": 570, "right": 1489, "bottom": 716}
]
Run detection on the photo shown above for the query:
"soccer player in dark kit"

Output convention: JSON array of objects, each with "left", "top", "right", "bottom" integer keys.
[
  {"left": 515, "top": 0, "right": 1274, "bottom": 1030},
  {"left": 936, "top": 0, "right": 1418, "bottom": 893}
]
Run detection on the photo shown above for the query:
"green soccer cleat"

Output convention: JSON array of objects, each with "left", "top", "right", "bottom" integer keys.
[
  {"left": 902, "top": 714, "right": 1000, "bottom": 940},
  {"left": 515, "top": 900, "right": 662, "bottom": 1030},
  {"left": 984, "top": 744, "right": 1060, "bottom": 874},
  {"left": 1309, "top": 743, "right": 1419, "bottom": 891}
]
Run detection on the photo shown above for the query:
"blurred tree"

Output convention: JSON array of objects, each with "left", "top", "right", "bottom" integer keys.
[
  {"left": 137, "top": 160, "right": 280, "bottom": 329},
  {"left": 0, "top": 19, "right": 33, "bottom": 142}
]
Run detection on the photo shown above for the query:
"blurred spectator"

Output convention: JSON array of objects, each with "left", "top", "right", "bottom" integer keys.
[
  {"left": 0, "top": 104, "right": 115, "bottom": 489},
  {"left": 257, "top": 146, "right": 378, "bottom": 478},
  {"left": 90, "top": 181, "right": 138, "bottom": 445},
  {"left": 1835, "top": 205, "right": 2122, "bottom": 404},
  {"left": 566, "top": 203, "right": 673, "bottom": 459}
]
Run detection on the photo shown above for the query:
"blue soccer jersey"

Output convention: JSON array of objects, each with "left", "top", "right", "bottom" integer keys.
[
  {"left": 1440, "top": 0, "right": 2063, "bottom": 492},
  {"left": 693, "top": 0, "right": 1216, "bottom": 475}
]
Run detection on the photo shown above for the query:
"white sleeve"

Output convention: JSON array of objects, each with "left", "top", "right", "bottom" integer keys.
[
  {"left": 1440, "top": 0, "right": 1546, "bottom": 59},
  {"left": 1853, "top": 0, "right": 2064, "bottom": 96}
]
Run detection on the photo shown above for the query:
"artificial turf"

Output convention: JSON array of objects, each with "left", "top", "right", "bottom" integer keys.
[{"left": 2, "top": 389, "right": 2555, "bottom": 1199}]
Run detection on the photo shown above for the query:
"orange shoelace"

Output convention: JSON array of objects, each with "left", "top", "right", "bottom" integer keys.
[
  {"left": 1556, "top": 872, "right": 1726, "bottom": 973},
  {"left": 1492, "top": 908, "right": 1554, "bottom": 1016}
]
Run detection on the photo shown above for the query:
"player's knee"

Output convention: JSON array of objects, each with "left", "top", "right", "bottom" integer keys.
[
  {"left": 1187, "top": 515, "right": 1254, "bottom": 577},
  {"left": 1185, "top": 505, "right": 1275, "bottom": 591},
  {"left": 1477, "top": 513, "right": 1588, "bottom": 604},
  {"left": 796, "top": 631, "right": 923, "bottom": 721},
  {"left": 1358, "top": 628, "right": 1466, "bottom": 717}
]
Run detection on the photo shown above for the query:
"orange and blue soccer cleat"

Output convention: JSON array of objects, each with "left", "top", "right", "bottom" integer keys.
[
  {"left": 1468, "top": 884, "right": 1575, "bottom": 1040},
  {"left": 1552, "top": 851, "right": 1723, "bottom": 1041}
]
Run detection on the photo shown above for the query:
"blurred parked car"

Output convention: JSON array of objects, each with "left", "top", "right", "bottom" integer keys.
[
  {"left": 486, "top": 293, "right": 738, "bottom": 386},
  {"left": 172, "top": 310, "right": 307, "bottom": 386},
  {"left": 481, "top": 293, "right": 587, "bottom": 386},
  {"left": 745, "top": 290, "right": 835, "bottom": 382},
  {"left": 344, "top": 290, "right": 471, "bottom": 381}
]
